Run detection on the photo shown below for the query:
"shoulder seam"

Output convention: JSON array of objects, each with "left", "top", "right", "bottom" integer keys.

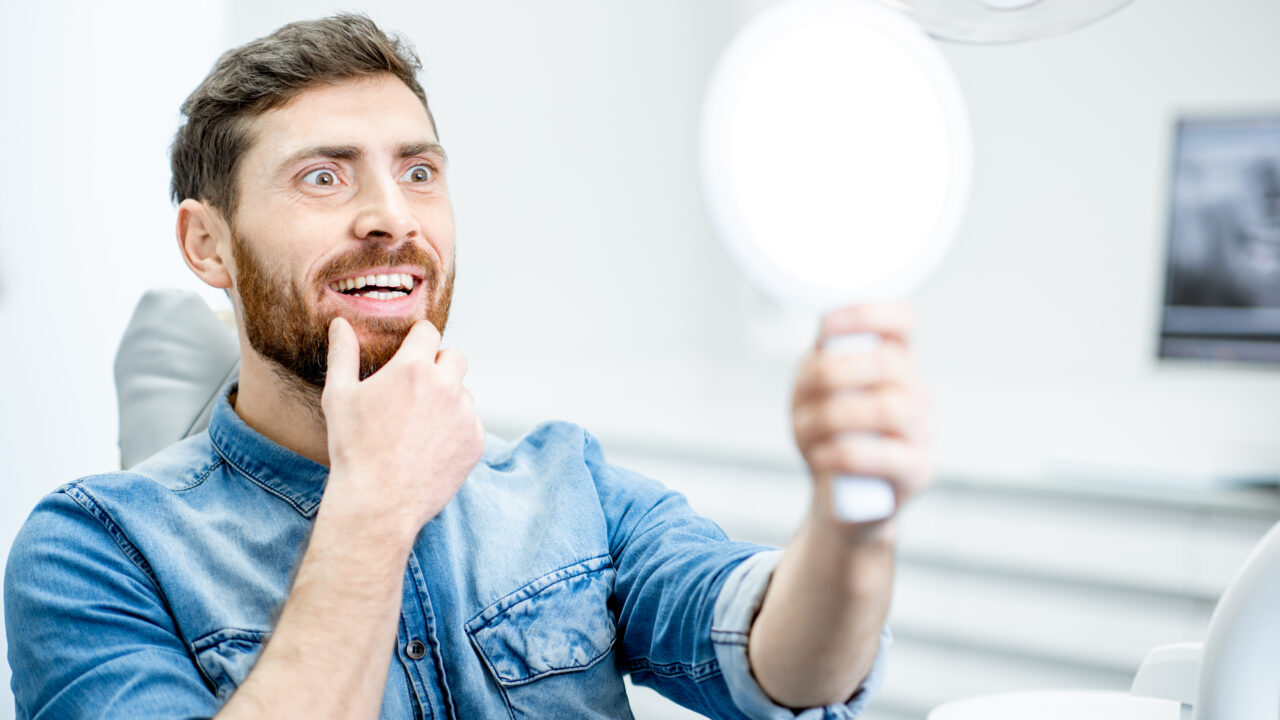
[
  {"left": 60, "top": 483, "right": 162, "bottom": 590},
  {"left": 175, "top": 456, "right": 224, "bottom": 493}
]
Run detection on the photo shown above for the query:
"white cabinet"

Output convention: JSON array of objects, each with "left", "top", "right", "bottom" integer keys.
[{"left": 590, "top": 439, "right": 1280, "bottom": 720}]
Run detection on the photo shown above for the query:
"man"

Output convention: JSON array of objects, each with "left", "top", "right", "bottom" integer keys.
[{"left": 5, "top": 14, "right": 930, "bottom": 719}]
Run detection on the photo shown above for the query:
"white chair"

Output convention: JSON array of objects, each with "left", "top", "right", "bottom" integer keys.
[
  {"left": 115, "top": 289, "right": 238, "bottom": 468},
  {"left": 929, "top": 519, "right": 1280, "bottom": 719}
]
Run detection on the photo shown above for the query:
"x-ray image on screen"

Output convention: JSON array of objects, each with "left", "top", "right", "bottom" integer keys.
[{"left": 1160, "top": 117, "right": 1280, "bottom": 365}]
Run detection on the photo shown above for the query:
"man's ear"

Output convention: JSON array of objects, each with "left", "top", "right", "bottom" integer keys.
[{"left": 176, "top": 199, "right": 233, "bottom": 290}]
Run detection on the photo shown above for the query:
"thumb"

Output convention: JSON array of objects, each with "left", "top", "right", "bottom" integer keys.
[{"left": 325, "top": 317, "right": 359, "bottom": 390}]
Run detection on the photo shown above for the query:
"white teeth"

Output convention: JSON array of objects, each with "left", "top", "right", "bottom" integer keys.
[{"left": 331, "top": 273, "right": 416, "bottom": 295}]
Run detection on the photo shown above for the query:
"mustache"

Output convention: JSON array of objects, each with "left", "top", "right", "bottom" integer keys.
[{"left": 318, "top": 243, "right": 440, "bottom": 286}]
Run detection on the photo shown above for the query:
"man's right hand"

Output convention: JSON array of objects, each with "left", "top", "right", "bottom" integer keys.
[
  {"left": 217, "top": 317, "right": 482, "bottom": 720},
  {"left": 319, "top": 317, "right": 486, "bottom": 542}
]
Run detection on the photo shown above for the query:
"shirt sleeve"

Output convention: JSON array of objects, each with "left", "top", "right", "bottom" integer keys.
[
  {"left": 4, "top": 487, "right": 223, "bottom": 720},
  {"left": 583, "top": 430, "right": 888, "bottom": 719},
  {"left": 711, "top": 551, "right": 892, "bottom": 719}
]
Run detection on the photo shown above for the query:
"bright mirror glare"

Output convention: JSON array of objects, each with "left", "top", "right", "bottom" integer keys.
[
  {"left": 726, "top": 24, "right": 950, "bottom": 294},
  {"left": 702, "top": 0, "right": 971, "bottom": 310}
]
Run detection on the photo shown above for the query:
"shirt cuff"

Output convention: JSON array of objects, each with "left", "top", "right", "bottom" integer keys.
[{"left": 710, "top": 550, "right": 892, "bottom": 720}]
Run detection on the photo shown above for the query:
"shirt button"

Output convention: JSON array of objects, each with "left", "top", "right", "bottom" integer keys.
[{"left": 405, "top": 640, "right": 427, "bottom": 660}]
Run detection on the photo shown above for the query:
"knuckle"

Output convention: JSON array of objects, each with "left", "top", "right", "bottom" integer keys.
[
  {"left": 439, "top": 380, "right": 464, "bottom": 403},
  {"left": 795, "top": 404, "right": 820, "bottom": 441},
  {"left": 811, "top": 440, "right": 839, "bottom": 469},
  {"left": 853, "top": 352, "right": 878, "bottom": 384},
  {"left": 887, "top": 440, "right": 911, "bottom": 474},
  {"left": 403, "top": 359, "right": 431, "bottom": 385},
  {"left": 875, "top": 393, "right": 899, "bottom": 428},
  {"left": 814, "top": 356, "right": 841, "bottom": 392},
  {"left": 882, "top": 344, "right": 907, "bottom": 379},
  {"left": 839, "top": 437, "right": 871, "bottom": 472},
  {"left": 819, "top": 399, "right": 844, "bottom": 435}
]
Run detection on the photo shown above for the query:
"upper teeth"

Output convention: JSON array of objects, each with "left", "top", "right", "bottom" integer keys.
[{"left": 330, "top": 273, "right": 415, "bottom": 293}]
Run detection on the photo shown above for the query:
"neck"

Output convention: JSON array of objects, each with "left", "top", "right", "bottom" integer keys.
[{"left": 233, "top": 348, "right": 332, "bottom": 466}]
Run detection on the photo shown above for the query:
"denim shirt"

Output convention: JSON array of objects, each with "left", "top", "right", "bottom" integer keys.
[{"left": 6, "top": 391, "right": 889, "bottom": 719}]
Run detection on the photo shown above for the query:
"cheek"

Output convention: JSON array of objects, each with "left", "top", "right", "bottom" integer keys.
[{"left": 421, "top": 205, "right": 456, "bottom": 254}]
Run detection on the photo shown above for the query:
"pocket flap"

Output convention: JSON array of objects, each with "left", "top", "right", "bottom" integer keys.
[
  {"left": 192, "top": 628, "right": 271, "bottom": 700},
  {"left": 466, "top": 555, "right": 617, "bottom": 686}
]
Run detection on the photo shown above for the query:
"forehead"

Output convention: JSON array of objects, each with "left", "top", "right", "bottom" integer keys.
[{"left": 246, "top": 74, "right": 438, "bottom": 166}]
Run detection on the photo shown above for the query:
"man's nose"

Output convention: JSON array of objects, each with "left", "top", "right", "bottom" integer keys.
[{"left": 352, "top": 174, "right": 419, "bottom": 243}]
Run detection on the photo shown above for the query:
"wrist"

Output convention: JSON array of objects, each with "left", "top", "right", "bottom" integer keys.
[
  {"left": 313, "top": 495, "right": 419, "bottom": 563},
  {"left": 318, "top": 468, "right": 425, "bottom": 551},
  {"left": 810, "top": 508, "right": 898, "bottom": 548}
]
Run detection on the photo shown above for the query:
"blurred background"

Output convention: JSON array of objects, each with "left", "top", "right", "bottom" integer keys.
[{"left": 2, "top": 0, "right": 1279, "bottom": 718}]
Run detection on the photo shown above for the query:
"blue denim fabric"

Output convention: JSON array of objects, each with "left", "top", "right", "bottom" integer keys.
[{"left": 6, "top": 389, "right": 888, "bottom": 719}]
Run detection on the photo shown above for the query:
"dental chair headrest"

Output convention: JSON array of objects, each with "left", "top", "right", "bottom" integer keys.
[{"left": 114, "top": 289, "right": 239, "bottom": 468}]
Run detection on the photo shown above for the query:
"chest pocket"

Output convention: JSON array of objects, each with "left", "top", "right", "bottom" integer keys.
[
  {"left": 466, "top": 555, "right": 632, "bottom": 718},
  {"left": 192, "top": 628, "right": 271, "bottom": 701}
]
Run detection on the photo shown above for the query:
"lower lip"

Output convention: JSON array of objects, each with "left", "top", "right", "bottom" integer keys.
[{"left": 326, "top": 281, "right": 424, "bottom": 317}]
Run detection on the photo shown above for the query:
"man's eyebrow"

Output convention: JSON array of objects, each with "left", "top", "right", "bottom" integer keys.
[
  {"left": 277, "top": 142, "right": 447, "bottom": 170},
  {"left": 279, "top": 145, "right": 364, "bottom": 169},
  {"left": 400, "top": 142, "right": 448, "bottom": 164}
]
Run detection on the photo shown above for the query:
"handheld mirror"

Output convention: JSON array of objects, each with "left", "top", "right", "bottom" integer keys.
[{"left": 700, "top": 0, "right": 972, "bottom": 523}]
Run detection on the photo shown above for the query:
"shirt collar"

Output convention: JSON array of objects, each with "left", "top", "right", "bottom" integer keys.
[{"left": 207, "top": 385, "right": 330, "bottom": 518}]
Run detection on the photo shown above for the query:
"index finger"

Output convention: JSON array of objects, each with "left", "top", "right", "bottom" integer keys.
[
  {"left": 818, "top": 302, "right": 914, "bottom": 347},
  {"left": 324, "top": 317, "right": 360, "bottom": 391},
  {"left": 390, "top": 319, "right": 444, "bottom": 364}
]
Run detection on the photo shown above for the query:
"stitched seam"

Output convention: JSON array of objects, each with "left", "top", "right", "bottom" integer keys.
[
  {"left": 466, "top": 558, "right": 618, "bottom": 686},
  {"left": 191, "top": 627, "right": 273, "bottom": 653},
  {"left": 60, "top": 481, "right": 221, "bottom": 696},
  {"left": 493, "top": 640, "right": 616, "bottom": 686},
  {"left": 626, "top": 657, "right": 722, "bottom": 681},
  {"left": 710, "top": 628, "right": 750, "bottom": 645},
  {"left": 62, "top": 483, "right": 160, "bottom": 588},
  {"left": 174, "top": 457, "right": 224, "bottom": 493},
  {"left": 468, "top": 554, "right": 613, "bottom": 628},
  {"left": 210, "top": 444, "right": 310, "bottom": 516}
]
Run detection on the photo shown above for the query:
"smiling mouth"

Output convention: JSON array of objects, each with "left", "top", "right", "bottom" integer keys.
[{"left": 328, "top": 272, "right": 417, "bottom": 300}]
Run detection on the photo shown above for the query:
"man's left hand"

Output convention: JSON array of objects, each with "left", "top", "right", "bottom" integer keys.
[{"left": 791, "top": 302, "right": 933, "bottom": 534}]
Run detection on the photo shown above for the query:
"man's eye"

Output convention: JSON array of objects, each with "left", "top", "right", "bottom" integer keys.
[
  {"left": 302, "top": 169, "right": 338, "bottom": 186},
  {"left": 402, "top": 164, "right": 433, "bottom": 184}
]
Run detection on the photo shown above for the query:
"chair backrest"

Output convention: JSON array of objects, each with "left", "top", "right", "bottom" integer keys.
[
  {"left": 1195, "top": 518, "right": 1280, "bottom": 719},
  {"left": 115, "top": 289, "right": 239, "bottom": 468}
]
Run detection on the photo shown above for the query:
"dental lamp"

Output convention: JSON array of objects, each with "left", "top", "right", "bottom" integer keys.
[{"left": 888, "top": 0, "right": 1135, "bottom": 44}]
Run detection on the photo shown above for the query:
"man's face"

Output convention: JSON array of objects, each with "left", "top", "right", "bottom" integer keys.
[{"left": 226, "top": 74, "right": 455, "bottom": 388}]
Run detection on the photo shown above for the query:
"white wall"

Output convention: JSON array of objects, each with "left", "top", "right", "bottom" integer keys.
[
  {"left": 0, "top": 2, "right": 230, "bottom": 715},
  {"left": 922, "top": 0, "right": 1280, "bottom": 484},
  {"left": 3, "top": 0, "right": 1279, "bottom": 717}
]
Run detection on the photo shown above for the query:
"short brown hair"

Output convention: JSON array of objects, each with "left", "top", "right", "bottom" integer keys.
[{"left": 169, "top": 13, "right": 435, "bottom": 215}]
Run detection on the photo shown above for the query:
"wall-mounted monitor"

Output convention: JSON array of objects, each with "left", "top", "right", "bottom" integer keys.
[{"left": 1159, "top": 116, "right": 1280, "bottom": 365}]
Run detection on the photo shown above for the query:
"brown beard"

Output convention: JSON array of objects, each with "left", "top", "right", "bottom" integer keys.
[{"left": 231, "top": 228, "right": 455, "bottom": 390}]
